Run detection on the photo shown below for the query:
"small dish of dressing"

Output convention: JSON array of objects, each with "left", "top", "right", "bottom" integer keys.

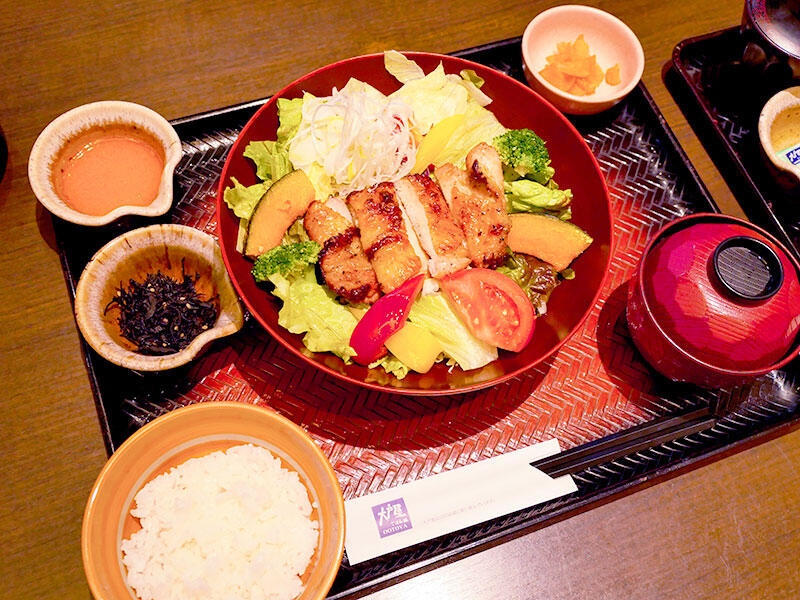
[
  {"left": 28, "top": 100, "right": 181, "bottom": 226},
  {"left": 758, "top": 86, "right": 800, "bottom": 192}
]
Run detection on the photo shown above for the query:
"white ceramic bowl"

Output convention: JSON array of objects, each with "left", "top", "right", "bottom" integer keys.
[
  {"left": 522, "top": 5, "right": 644, "bottom": 115},
  {"left": 28, "top": 100, "right": 182, "bottom": 226},
  {"left": 74, "top": 224, "right": 244, "bottom": 371},
  {"left": 758, "top": 85, "right": 800, "bottom": 191}
]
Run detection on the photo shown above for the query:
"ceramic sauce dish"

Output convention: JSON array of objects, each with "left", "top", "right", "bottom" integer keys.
[
  {"left": 28, "top": 100, "right": 181, "bottom": 226},
  {"left": 758, "top": 85, "right": 800, "bottom": 192}
]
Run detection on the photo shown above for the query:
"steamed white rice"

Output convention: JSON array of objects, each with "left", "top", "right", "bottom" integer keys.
[{"left": 121, "top": 444, "right": 319, "bottom": 600}]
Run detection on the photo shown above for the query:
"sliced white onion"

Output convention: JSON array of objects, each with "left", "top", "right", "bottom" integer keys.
[{"left": 288, "top": 85, "right": 418, "bottom": 195}]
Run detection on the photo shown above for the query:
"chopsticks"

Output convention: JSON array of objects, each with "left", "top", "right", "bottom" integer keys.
[{"left": 530, "top": 407, "right": 717, "bottom": 478}]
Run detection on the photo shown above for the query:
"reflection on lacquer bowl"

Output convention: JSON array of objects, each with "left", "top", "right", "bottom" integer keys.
[
  {"left": 216, "top": 52, "right": 613, "bottom": 394},
  {"left": 627, "top": 213, "right": 800, "bottom": 387}
]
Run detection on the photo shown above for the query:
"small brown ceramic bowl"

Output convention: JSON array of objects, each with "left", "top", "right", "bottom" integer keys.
[
  {"left": 82, "top": 402, "right": 345, "bottom": 600},
  {"left": 74, "top": 224, "right": 244, "bottom": 371},
  {"left": 627, "top": 213, "right": 800, "bottom": 387}
]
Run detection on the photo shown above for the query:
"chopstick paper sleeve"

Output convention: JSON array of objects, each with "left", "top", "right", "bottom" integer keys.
[{"left": 343, "top": 438, "right": 577, "bottom": 565}]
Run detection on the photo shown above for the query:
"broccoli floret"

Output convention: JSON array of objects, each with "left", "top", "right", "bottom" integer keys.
[
  {"left": 252, "top": 241, "right": 321, "bottom": 282},
  {"left": 493, "top": 129, "right": 554, "bottom": 183}
]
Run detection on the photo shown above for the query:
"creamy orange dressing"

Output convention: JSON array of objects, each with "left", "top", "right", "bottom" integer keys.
[{"left": 52, "top": 125, "right": 165, "bottom": 216}]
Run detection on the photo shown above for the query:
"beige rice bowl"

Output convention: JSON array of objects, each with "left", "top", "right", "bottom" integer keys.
[{"left": 120, "top": 444, "right": 319, "bottom": 600}]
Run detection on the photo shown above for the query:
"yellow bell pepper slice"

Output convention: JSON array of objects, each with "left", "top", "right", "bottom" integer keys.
[
  {"left": 411, "top": 114, "right": 465, "bottom": 173},
  {"left": 385, "top": 321, "right": 443, "bottom": 373}
]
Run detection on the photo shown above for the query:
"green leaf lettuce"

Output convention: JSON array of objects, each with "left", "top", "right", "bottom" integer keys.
[
  {"left": 505, "top": 179, "right": 572, "bottom": 220},
  {"left": 267, "top": 267, "right": 357, "bottom": 362}
]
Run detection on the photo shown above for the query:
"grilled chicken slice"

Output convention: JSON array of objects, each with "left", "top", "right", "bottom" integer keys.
[
  {"left": 304, "top": 200, "right": 380, "bottom": 304},
  {"left": 394, "top": 173, "right": 470, "bottom": 278},
  {"left": 435, "top": 142, "right": 509, "bottom": 269},
  {"left": 466, "top": 142, "right": 505, "bottom": 198},
  {"left": 346, "top": 182, "right": 423, "bottom": 293}
]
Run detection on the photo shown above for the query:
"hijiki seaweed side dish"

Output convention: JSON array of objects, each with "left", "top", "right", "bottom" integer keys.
[{"left": 106, "top": 266, "right": 218, "bottom": 355}]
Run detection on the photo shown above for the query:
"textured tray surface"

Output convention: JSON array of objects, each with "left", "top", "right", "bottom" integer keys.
[
  {"left": 54, "top": 38, "right": 800, "bottom": 597},
  {"left": 668, "top": 26, "right": 800, "bottom": 259}
]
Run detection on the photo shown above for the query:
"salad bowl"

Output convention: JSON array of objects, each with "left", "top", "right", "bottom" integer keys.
[{"left": 216, "top": 52, "right": 613, "bottom": 394}]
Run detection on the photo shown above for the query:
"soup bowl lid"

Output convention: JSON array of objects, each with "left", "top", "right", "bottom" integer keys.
[{"left": 641, "top": 214, "right": 800, "bottom": 373}]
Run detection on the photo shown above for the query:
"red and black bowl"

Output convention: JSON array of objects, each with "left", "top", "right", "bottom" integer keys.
[
  {"left": 627, "top": 213, "right": 800, "bottom": 387},
  {"left": 215, "top": 52, "right": 613, "bottom": 394}
]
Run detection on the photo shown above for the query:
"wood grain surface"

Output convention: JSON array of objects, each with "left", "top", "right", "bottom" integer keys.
[{"left": 2, "top": 1, "right": 798, "bottom": 599}]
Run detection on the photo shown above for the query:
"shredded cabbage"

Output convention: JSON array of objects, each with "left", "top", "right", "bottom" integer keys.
[
  {"left": 383, "top": 50, "right": 426, "bottom": 84},
  {"left": 383, "top": 52, "right": 505, "bottom": 165},
  {"left": 287, "top": 80, "right": 417, "bottom": 195},
  {"left": 408, "top": 293, "right": 497, "bottom": 371},
  {"left": 385, "top": 53, "right": 493, "bottom": 135}
]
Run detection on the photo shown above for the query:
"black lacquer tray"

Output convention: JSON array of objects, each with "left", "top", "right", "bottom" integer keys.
[
  {"left": 666, "top": 26, "right": 800, "bottom": 259},
  {"left": 54, "top": 37, "right": 800, "bottom": 598}
]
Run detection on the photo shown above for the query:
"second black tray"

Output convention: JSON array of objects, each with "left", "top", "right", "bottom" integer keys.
[{"left": 666, "top": 26, "right": 800, "bottom": 260}]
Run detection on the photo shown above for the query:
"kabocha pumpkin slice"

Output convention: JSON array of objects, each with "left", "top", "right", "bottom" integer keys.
[
  {"left": 244, "top": 170, "right": 316, "bottom": 258},
  {"left": 508, "top": 213, "right": 593, "bottom": 271}
]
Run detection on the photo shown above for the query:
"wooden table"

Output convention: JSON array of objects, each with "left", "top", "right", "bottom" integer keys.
[{"left": 3, "top": 1, "right": 799, "bottom": 598}]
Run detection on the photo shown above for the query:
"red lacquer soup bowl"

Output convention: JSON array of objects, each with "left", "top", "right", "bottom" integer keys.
[
  {"left": 216, "top": 52, "right": 613, "bottom": 394},
  {"left": 627, "top": 213, "right": 800, "bottom": 387}
]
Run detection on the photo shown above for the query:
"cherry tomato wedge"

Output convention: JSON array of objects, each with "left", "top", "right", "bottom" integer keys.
[
  {"left": 349, "top": 274, "right": 425, "bottom": 365},
  {"left": 438, "top": 268, "right": 535, "bottom": 352}
]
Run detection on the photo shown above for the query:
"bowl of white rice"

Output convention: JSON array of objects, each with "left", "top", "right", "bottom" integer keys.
[{"left": 82, "top": 402, "right": 345, "bottom": 600}]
